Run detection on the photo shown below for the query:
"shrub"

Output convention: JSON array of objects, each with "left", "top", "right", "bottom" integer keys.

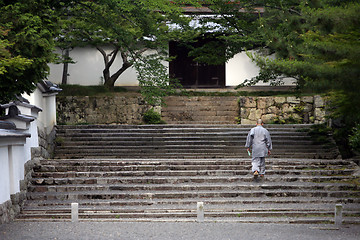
[
  {"left": 143, "top": 109, "right": 165, "bottom": 124},
  {"left": 349, "top": 124, "right": 360, "bottom": 153}
]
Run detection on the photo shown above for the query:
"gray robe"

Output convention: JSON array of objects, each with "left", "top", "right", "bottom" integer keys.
[{"left": 245, "top": 125, "right": 272, "bottom": 157}]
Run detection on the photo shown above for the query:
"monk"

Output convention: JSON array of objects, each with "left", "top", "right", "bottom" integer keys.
[{"left": 245, "top": 119, "right": 272, "bottom": 177}]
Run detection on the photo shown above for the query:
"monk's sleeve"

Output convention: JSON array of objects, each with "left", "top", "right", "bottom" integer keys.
[
  {"left": 266, "top": 130, "right": 272, "bottom": 150},
  {"left": 245, "top": 129, "right": 253, "bottom": 148}
]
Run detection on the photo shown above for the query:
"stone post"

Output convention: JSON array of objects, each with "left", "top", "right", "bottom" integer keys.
[
  {"left": 71, "top": 203, "right": 79, "bottom": 222},
  {"left": 197, "top": 202, "right": 204, "bottom": 222},
  {"left": 335, "top": 204, "right": 342, "bottom": 226}
]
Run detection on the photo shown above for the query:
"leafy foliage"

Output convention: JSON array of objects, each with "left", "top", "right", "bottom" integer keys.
[
  {"left": 142, "top": 108, "right": 165, "bottom": 124},
  {"left": 0, "top": 0, "right": 64, "bottom": 103},
  {"left": 349, "top": 124, "right": 360, "bottom": 153},
  {"left": 56, "top": 0, "right": 199, "bottom": 104},
  {"left": 188, "top": 0, "right": 359, "bottom": 157},
  {"left": 0, "top": 0, "right": 198, "bottom": 104}
]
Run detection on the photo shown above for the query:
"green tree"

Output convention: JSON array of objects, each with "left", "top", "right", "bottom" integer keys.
[
  {"left": 248, "top": 1, "right": 360, "bottom": 157},
  {"left": 179, "top": 0, "right": 265, "bottom": 65},
  {"left": 60, "top": 0, "right": 196, "bottom": 104},
  {"left": 191, "top": 0, "right": 360, "bottom": 156},
  {"left": 0, "top": 0, "right": 197, "bottom": 105},
  {"left": 0, "top": 0, "right": 68, "bottom": 104}
]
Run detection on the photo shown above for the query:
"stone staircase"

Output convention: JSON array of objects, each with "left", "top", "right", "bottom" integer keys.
[
  {"left": 53, "top": 124, "right": 339, "bottom": 159},
  {"left": 161, "top": 96, "right": 239, "bottom": 124},
  {"left": 16, "top": 124, "right": 360, "bottom": 223}
]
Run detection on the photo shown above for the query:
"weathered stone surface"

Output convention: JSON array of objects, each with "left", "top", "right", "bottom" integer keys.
[
  {"left": 0, "top": 200, "right": 12, "bottom": 224},
  {"left": 266, "top": 106, "right": 280, "bottom": 115},
  {"left": 301, "top": 96, "right": 313, "bottom": 103},
  {"left": 57, "top": 94, "right": 326, "bottom": 125},
  {"left": 287, "top": 96, "right": 301, "bottom": 104},
  {"left": 282, "top": 103, "right": 294, "bottom": 113},
  {"left": 240, "top": 97, "right": 257, "bottom": 108},
  {"left": 240, "top": 108, "right": 251, "bottom": 118},
  {"left": 240, "top": 118, "right": 254, "bottom": 124},
  {"left": 303, "top": 103, "right": 313, "bottom": 113},
  {"left": 315, "top": 108, "right": 326, "bottom": 121},
  {"left": 57, "top": 94, "right": 152, "bottom": 125},
  {"left": 314, "top": 95, "right": 325, "bottom": 108},
  {"left": 239, "top": 95, "right": 326, "bottom": 124},
  {"left": 262, "top": 114, "right": 277, "bottom": 123},
  {"left": 248, "top": 109, "right": 263, "bottom": 121},
  {"left": 274, "top": 97, "right": 286, "bottom": 104},
  {"left": 257, "top": 97, "right": 275, "bottom": 109},
  {"left": 162, "top": 96, "right": 238, "bottom": 124}
]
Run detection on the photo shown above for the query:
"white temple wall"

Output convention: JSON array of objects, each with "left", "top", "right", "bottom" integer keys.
[{"left": 48, "top": 47, "right": 295, "bottom": 87}]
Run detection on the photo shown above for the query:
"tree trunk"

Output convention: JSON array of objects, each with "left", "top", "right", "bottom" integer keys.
[
  {"left": 61, "top": 49, "right": 70, "bottom": 85},
  {"left": 97, "top": 46, "right": 133, "bottom": 90}
]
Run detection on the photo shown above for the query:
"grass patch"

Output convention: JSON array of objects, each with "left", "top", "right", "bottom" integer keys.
[
  {"left": 174, "top": 90, "right": 317, "bottom": 97},
  {"left": 58, "top": 84, "right": 128, "bottom": 96}
]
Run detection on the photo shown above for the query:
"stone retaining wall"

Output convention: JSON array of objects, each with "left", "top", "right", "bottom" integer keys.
[
  {"left": 239, "top": 95, "right": 326, "bottom": 124},
  {"left": 56, "top": 94, "right": 326, "bottom": 125},
  {"left": 57, "top": 94, "right": 151, "bottom": 125}
]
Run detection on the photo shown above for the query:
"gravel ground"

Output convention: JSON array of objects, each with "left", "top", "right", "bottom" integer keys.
[{"left": 0, "top": 222, "right": 359, "bottom": 240}]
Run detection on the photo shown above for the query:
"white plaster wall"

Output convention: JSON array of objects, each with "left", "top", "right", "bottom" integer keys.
[
  {"left": 0, "top": 146, "right": 10, "bottom": 204},
  {"left": 48, "top": 47, "right": 295, "bottom": 87},
  {"left": 226, "top": 51, "right": 261, "bottom": 86},
  {"left": 48, "top": 47, "right": 139, "bottom": 86},
  {"left": 43, "top": 95, "right": 57, "bottom": 134},
  {"left": 23, "top": 88, "right": 56, "bottom": 134},
  {"left": 23, "top": 89, "right": 45, "bottom": 130}
]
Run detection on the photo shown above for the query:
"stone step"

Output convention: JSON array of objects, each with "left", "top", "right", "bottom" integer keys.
[
  {"left": 15, "top": 216, "right": 360, "bottom": 224},
  {"left": 31, "top": 168, "right": 355, "bottom": 178},
  {"left": 27, "top": 182, "right": 360, "bottom": 193},
  {"left": 55, "top": 136, "right": 315, "bottom": 142},
  {"left": 55, "top": 142, "right": 328, "bottom": 150},
  {"left": 26, "top": 189, "right": 360, "bottom": 201},
  {"left": 21, "top": 202, "right": 360, "bottom": 211},
  {"left": 54, "top": 123, "right": 339, "bottom": 161},
  {"left": 53, "top": 153, "right": 339, "bottom": 159},
  {"left": 33, "top": 164, "right": 353, "bottom": 172},
  {"left": 54, "top": 147, "right": 334, "bottom": 155},
  {"left": 38, "top": 158, "right": 355, "bottom": 166},
  {"left": 22, "top": 196, "right": 360, "bottom": 208},
  {"left": 55, "top": 129, "right": 311, "bottom": 135},
  {"left": 13, "top": 217, "right": 360, "bottom": 224},
  {"left": 56, "top": 124, "right": 313, "bottom": 130},
  {"left": 16, "top": 209, "right": 360, "bottom": 220},
  {"left": 56, "top": 124, "right": 305, "bottom": 130},
  {"left": 30, "top": 175, "right": 357, "bottom": 185}
]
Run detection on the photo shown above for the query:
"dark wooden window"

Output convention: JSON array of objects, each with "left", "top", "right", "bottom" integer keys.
[{"left": 169, "top": 40, "right": 225, "bottom": 88}]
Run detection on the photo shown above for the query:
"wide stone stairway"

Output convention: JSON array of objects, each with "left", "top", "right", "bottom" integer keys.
[{"left": 17, "top": 124, "right": 360, "bottom": 223}]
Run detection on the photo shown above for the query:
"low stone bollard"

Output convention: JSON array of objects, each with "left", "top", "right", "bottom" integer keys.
[
  {"left": 335, "top": 204, "right": 342, "bottom": 226},
  {"left": 197, "top": 202, "right": 204, "bottom": 222},
  {"left": 71, "top": 203, "right": 79, "bottom": 222}
]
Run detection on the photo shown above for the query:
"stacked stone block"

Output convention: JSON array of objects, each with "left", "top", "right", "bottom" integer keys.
[
  {"left": 56, "top": 95, "right": 326, "bottom": 125},
  {"left": 239, "top": 95, "right": 326, "bottom": 124},
  {"left": 56, "top": 94, "right": 151, "bottom": 125},
  {"left": 161, "top": 96, "right": 239, "bottom": 124}
]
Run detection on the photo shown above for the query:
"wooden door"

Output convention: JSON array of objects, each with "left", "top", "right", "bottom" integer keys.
[{"left": 169, "top": 40, "right": 225, "bottom": 88}]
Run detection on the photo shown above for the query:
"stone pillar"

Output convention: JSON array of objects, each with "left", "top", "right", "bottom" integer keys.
[
  {"left": 335, "top": 204, "right": 343, "bottom": 226},
  {"left": 71, "top": 203, "right": 79, "bottom": 222},
  {"left": 197, "top": 202, "right": 204, "bottom": 222}
]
